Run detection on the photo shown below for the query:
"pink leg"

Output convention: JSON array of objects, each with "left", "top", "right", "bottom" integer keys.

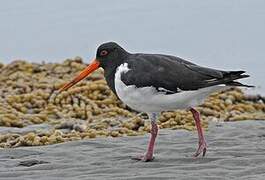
[
  {"left": 190, "top": 107, "right": 207, "bottom": 157},
  {"left": 132, "top": 113, "right": 159, "bottom": 162}
]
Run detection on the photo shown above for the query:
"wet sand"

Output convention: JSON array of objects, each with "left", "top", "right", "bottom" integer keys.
[{"left": 1, "top": 120, "right": 265, "bottom": 180}]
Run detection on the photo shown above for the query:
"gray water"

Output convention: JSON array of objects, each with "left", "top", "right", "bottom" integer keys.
[{"left": 0, "top": 0, "right": 264, "bottom": 94}]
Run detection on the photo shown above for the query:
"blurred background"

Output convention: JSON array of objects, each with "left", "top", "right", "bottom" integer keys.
[{"left": 0, "top": 0, "right": 264, "bottom": 94}]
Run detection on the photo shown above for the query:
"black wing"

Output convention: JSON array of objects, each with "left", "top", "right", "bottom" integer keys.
[{"left": 121, "top": 53, "right": 251, "bottom": 93}]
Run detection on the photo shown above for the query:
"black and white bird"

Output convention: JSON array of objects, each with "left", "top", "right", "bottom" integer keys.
[{"left": 59, "top": 42, "right": 252, "bottom": 162}]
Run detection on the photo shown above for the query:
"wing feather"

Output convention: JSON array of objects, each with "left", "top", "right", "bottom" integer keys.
[{"left": 120, "top": 54, "right": 251, "bottom": 92}]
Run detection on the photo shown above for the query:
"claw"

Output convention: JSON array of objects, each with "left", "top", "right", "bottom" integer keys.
[
  {"left": 131, "top": 154, "right": 154, "bottom": 162},
  {"left": 193, "top": 140, "right": 207, "bottom": 157}
]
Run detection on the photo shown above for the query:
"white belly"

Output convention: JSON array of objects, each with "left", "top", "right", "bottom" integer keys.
[{"left": 114, "top": 63, "right": 228, "bottom": 113}]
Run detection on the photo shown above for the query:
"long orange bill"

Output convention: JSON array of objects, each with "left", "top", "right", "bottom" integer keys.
[{"left": 58, "top": 59, "right": 100, "bottom": 93}]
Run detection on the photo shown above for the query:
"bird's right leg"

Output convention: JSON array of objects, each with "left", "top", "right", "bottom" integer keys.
[{"left": 131, "top": 112, "right": 159, "bottom": 162}]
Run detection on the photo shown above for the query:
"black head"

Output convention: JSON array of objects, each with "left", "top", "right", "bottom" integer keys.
[
  {"left": 58, "top": 42, "right": 129, "bottom": 93},
  {"left": 96, "top": 42, "right": 129, "bottom": 69}
]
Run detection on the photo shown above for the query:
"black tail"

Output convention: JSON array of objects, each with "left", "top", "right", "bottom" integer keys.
[{"left": 223, "top": 71, "right": 254, "bottom": 87}]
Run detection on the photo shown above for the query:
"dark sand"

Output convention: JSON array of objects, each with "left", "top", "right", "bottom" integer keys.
[{"left": 1, "top": 120, "right": 265, "bottom": 180}]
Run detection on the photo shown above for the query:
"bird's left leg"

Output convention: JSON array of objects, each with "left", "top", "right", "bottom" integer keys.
[
  {"left": 132, "top": 112, "right": 159, "bottom": 162},
  {"left": 190, "top": 107, "right": 207, "bottom": 157}
]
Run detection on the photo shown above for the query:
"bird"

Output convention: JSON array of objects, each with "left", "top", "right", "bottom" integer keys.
[{"left": 58, "top": 42, "right": 253, "bottom": 162}]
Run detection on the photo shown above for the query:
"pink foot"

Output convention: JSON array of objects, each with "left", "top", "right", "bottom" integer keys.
[
  {"left": 131, "top": 153, "right": 154, "bottom": 162},
  {"left": 193, "top": 139, "right": 207, "bottom": 157}
]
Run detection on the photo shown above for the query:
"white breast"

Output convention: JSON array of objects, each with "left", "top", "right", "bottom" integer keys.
[{"left": 114, "top": 63, "right": 228, "bottom": 113}]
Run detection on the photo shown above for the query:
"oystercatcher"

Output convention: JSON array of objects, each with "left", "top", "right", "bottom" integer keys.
[{"left": 59, "top": 42, "right": 252, "bottom": 161}]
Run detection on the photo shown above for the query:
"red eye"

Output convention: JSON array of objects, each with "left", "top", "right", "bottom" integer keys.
[{"left": 100, "top": 50, "right": 108, "bottom": 56}]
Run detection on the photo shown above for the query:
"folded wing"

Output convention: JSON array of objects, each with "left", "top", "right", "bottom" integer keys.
[{"left": 121, "top": 54, "right": 252, "bottom": 94}]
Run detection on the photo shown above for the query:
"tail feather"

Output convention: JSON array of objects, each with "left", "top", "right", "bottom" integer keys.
[
  {"left": 224, "top": 70, "right": 246, "bottom": 78},
  {"left": 203, "top": 70, "right": 254, "bottom": 88},
  {"left": 226, "top": 81, "right": 254, "bottom": 88},
  {"left": 223, "top": 71, "right": 254, "bottom": 87}
]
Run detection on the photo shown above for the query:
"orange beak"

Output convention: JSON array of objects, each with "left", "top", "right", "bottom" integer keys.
[{"left": 58, "top": 59, "right": 100, "bottom": 93}]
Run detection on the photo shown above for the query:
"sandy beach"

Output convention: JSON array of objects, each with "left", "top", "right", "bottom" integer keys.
[{"left": 1, "top": 120, "right": 265, "bottom": 180}]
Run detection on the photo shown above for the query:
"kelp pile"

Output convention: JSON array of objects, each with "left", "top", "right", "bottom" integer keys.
[{"left": 0, "top": 58, "right": 264, "bottom": 148}]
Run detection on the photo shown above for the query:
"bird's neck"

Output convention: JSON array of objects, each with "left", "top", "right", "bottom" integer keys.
[
  {"left": 103, "top": 52, "right": 130, "bottom": 96},
  {"left": 104, "top": 66, "right": 118, "bottom": 96}
]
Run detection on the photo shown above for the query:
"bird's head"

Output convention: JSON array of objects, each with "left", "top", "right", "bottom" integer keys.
[
  {"left": 58, "top": 42, "right": 128, "bottom": 93},
  {"left": 96, "top": 42, "right": 128, "bottom": 68}
]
